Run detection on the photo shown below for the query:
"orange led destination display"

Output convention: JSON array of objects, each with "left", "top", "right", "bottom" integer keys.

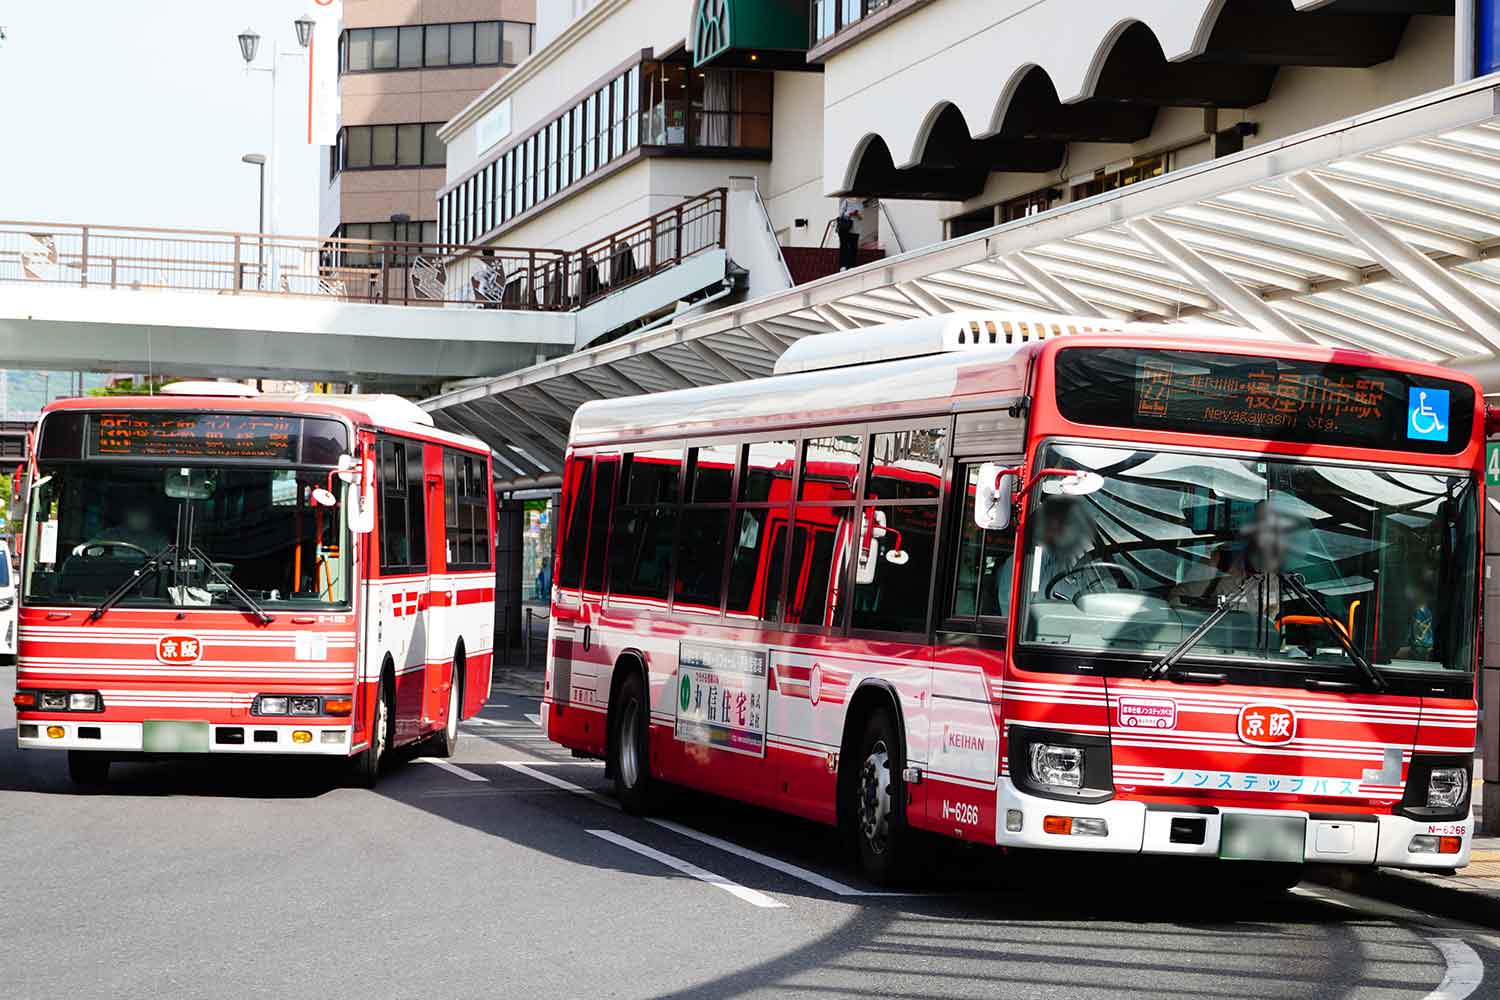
[
  {"left": 1054, "top": 348, "right": 1473, "bottom": 455},
  {"left": 88, "top": 413, "right": 299, "bottom": 460}
]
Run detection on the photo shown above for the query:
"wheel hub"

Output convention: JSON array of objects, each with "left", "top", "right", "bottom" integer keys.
[
  {"left": 620, "top": 700, "right": 640, "bottom": 789},
  {"left": 859, "top": 741, "right": 892, "bottom": 855}
]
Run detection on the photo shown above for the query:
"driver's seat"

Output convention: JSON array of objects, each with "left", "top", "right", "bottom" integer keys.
[{"left": 54, "top": 549, "right": 147, "bottom": 601}]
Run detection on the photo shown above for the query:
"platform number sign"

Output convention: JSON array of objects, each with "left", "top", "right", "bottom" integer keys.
[{"left": 1489, "top": 442, "right": 1500, "bottom": 487}]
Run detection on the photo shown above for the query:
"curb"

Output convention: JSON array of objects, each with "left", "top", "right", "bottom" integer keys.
[{"left": 1310, "top": 865, "right": 1500, "bottom": 928}]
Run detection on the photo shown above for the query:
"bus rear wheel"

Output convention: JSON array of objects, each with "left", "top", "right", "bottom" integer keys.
[
  {"left": 68, "top": 750, "right": 109, "bottom": 786},
  {"left": 429, "top": 668, "right": 461, "bottom": 759},
  {"left": 850, "top": 708, "right": 912, "bottom": 886},
  {"left": 611, "top": 670, "right": 655, "bottom": 815}
]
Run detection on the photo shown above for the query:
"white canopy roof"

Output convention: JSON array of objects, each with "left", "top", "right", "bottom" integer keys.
[{"left": 425, "top": 75, "right": 1500, "bottom": 492}]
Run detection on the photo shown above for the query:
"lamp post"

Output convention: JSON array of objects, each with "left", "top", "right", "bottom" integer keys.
[
  {"left": 237, "top": 19, "right": 313, "bottom": 289},
  {"left": 241, "top": 153, "right": 266, "bottom": 289}
]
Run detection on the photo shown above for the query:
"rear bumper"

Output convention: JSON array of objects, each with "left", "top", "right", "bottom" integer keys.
[
  {"left": 16, "top": 719, "right": 354, "bottom": 756},
  {"left": 995, "top": 777, "right": 1471, "bottom": 870}
]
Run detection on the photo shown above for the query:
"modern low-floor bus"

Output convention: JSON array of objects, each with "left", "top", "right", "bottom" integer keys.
[
  {"left": 543, "top": 313, "right": 1480, "bottom": 885},
  {"left": 13, "top": 384, "right": 495, "bottom": 786}
]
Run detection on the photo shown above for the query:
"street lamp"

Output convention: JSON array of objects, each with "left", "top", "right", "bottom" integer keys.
[
  {"left": 236, "top": 17, "right": 314, "bottom": 289},
  {"left": 242, "top": 153, "right": 267, "bottom": 289}
]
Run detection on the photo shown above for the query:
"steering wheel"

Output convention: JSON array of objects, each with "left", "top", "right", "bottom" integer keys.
[
  {"left": 1045, "top": 560, "right": 1141, "bottom": 599},
  {"left": 71, "top": 539, "right": 152, "bottom": 560}
]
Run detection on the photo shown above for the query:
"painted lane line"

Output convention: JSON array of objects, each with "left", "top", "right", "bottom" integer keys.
[
  {"left": 497, "top": 761, "right": 619, "bottom": 809},
  {"left": 587, "top": 829, "right": 787, "bottom": 909},
  {"left": 645, "top": 818, "right": 919, "bottom": 898},
  {"left": 494, "top": 759, "right": 604, "bottom": 766},
  {"left": 463, "top": 717, "right": 515, "bottom": 727},
  {"left": 415, "top": 758, "right": 489, "bottom": 782},
  {"left": 1425, "top": 939, "right": 1483, "bottom": 1000},
  {"left": 525, "top": 712, "right": 542, "bottom": 727}
]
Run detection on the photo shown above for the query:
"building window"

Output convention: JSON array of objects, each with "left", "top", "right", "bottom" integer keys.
[
  {"left": 999, "top": 187, "right": 1060, "bottom": 223},
  {"left": 340, "top": 21, "right": 534, "bottom": 74},
  {"left": 332, "top": 220, "right": 437, "bottom": 268},
  {"left": 813, "top": 0, "right": 897, "bottom": 44},
  {"left": 1070, "top": 155, "right": 1168, "bottom": 201},
  {"left": 332, "top": 122, "right": 447, "bottom": 176},
  {"left": 947, "top": 205, "right": 993, "bottom": 240},
  {"left": 642, "top": 63, "right": 771, "bottom": 150}
]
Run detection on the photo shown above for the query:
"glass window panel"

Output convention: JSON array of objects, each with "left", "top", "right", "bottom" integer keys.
[
  {"left": 801, "top": 435, "right": 860, "bottom": 502},
  {"left": 674, "top": 508, "right": 729, "bottom": 613},
  {"left": 371, "top": 125, "right": 397, "bottom": 166},
  {"left": 371, "top": 222, "right": 394, "bottom": 243},
  {"left": 503, "top": 21, "right": 529, "bottom": 64},
  {"left": 852, "top": 505, "right": 937, "bottom": 633},
  {"left": 560, "top": 113, "right": 572, "bottom": 188},
  {"left": 475, "top": 22, "right": 500, "bottom": 64},
  {"left": 625, "top": 449, "right": 682, "bottom": 504},
  {"left": 584, "top": 97, "right": 596, "bottom": 173},
  {"left": 627, "top": 64, "right": 641, "bottom": 149},
  {"left": 785, "top": 509, "right": 852, "bottom": 628},
  {"left": 347, "top": 29, "right": 372, "bottom": 71},
  {"left": 740, "top": 440, "right": 795, "bottom": 502},
  {"left": 726, "top": 508, "right": 788, "bottom": 622},
  {"left": 345, "top": 126, "right": 372, "bottom": 167},
  {"left": 867, "top": 426, "right": 946, "bottom": 500},
  {"left": 582, "top": 461, "right": 617, "bottom": 593},
  {"left": 608, "top": 506, "right": 676, "bottom": 602},
  {"left": 371, "top": 27, "right": 398, "bottom": 69},
  {"left": 556, "top": 458, "right": 592, "bottom": 590},
  {"left": 951, "top": 465, "right": 1015, "bottom": 622},
  {"left": 449, "top": 22, "right": 474, "bottom": 64},
  {"left": 425, "top": 24, "right": 449, "bottom": 66},
  {"left": 690, "top": 444, "right": 735, "bottom": 502},
  {"left": 398, "top": 26, "right": 422, "bottom": 68},
  {"left": 396, "top": 123, "right": 422, "bottom": 166},
  {"left": 423, "top": 123, "right": 445, "bottom": 166}
]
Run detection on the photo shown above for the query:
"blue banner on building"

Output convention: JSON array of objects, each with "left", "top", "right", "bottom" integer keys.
[{"left": 1481, "top": 0, "right": 1500, "bottom": 75}]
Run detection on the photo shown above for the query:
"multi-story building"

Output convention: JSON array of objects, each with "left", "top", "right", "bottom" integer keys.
[{"left": 319, "top": 0, "right": 537, "bottom": 249}]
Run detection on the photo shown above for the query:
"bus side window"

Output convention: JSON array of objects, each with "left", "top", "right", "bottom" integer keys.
[
  {"left": 556, "top": 457, "right": 592, "bottom": 594},
  {"left": 582, "top": 459, "right": 618, "bottom": 595},
  {"left": 946, "top": 462, "right": 1017, "bottom": 632},
  {"left": 378, "top": 439, "right": 410, "bottom": 572}
]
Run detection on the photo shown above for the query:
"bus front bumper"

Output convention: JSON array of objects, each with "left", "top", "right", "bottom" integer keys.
[
  {"left": 17, "top": 719, "right": 355, "bottom": 755},
  {"left": 996, "top": 777, "right": 1472, "bottom": 871}
]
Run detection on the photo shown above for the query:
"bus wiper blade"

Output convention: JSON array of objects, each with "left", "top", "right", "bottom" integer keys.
[
  {"left": 1279, "top": 572, "right": 1386, "bottom": 692},
  {"left": 186, "top": 544, "right": 275, "bottom": 625},
  {"left": 1145, "top": 574, "right": 1259, "bottom": 680},
  {"left": 87, "top": 544, "right": 176, "bottom": 622}
]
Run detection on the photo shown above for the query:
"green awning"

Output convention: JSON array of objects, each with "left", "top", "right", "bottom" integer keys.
[{"left": 693, "top": 0, "right": 811, "bottom": 69}]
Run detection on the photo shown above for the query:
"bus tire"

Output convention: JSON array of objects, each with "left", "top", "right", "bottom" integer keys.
[
  {"left": 67, "top": 750, "right": 109, "bottom": 786},
  {"left": 849, "top": 707, "right": 912, "bottom": 886},
  {"left": 429, "top": 647, "right": 464, "bottom": 758},
  {"left": 349, "top": 670, "right": 393, "bottom": 789},
  {"left": 610, "top": 669, "right": 655, "bottom": 815}
]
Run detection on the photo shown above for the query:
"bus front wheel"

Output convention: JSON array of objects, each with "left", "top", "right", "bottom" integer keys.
[
  {"left": 349, "top": 677, "right": 391, "bottom": 789},
  {"left": 67, "top": 750, "right": 109, "bottom": 786},
  {"left": 850, "top": 708, "right": 912, "bottom": 886},
  {"left": 611, "top": 670, "right": 655, "bottom": 814}
]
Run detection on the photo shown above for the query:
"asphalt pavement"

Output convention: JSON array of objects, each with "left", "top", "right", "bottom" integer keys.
[{"left": 2, "top": 664, "right": 1498, "bottom": 999}]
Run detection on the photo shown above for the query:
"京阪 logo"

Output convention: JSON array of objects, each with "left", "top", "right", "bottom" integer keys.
[
  {"left": 1407, "top": 387, "right": 1449, "bottom": 442},
  {"left": 1238, "top": 704, "right": 1295, "bottom": 747},
  {"left": 156, "top": 635, "right": 203, "bottom": 664}
]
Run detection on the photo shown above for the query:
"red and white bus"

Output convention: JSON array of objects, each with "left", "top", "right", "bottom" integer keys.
[
  {"left": 543, "top": 313, "right": 1482, "bottom": 885},
  {"left": 13, "top": 385, "right": 495, "bottom": 786}
]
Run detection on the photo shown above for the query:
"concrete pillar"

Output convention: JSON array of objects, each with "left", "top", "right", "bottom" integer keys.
[{"left": 494, "top": 498, "right": 525, "bottom": 665}]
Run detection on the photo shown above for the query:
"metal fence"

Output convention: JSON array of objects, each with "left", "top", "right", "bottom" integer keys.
[{"left": 0, "top": 187, "right": 727, "bottom": 313}]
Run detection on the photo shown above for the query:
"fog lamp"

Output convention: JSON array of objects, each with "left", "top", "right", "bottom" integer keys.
[
  {"left": 292, "top": 730, "right": 313, "bottom": 744},
  {"left": 46, "top": 725, "right": 65, "bottom": 739}
]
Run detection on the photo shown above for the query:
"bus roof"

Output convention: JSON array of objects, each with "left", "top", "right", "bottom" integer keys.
[
  {"left": 39, "top": 392, "right": 489, "bottom": 454},
  {"left": 572, "top": 320, "right": 1480, "bottom": 447}
]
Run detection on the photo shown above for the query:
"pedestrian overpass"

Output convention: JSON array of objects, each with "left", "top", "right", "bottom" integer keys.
[
  {"left": 0, "top": 188, "right": 740, "bottom": 393},
  {"left": 424, "top": 75, "right": 1500, "bottom": 490}
]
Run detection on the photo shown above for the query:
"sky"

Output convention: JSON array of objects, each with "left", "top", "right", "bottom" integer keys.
[{"left": 0, "top": 0, "right": 321, "bottom": 236}]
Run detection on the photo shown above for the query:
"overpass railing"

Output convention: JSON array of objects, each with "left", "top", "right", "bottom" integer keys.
[{"left": 0, "top": 188, "right": 727, "bottom": 311}]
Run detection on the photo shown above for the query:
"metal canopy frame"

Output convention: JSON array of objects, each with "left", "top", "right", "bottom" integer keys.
[{"left": 426, "top": 76, "right": 1500, "bottom": 493}]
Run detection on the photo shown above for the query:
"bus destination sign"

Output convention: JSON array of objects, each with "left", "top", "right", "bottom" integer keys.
[
  {"left": 88, "top": 412, "right": 299, "bottom": 460},
  {"left": 1054, "top": 347, "right": 1473, "bottom": 454}
]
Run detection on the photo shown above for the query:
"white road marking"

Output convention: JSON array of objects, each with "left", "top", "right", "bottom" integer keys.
[
  {"left": 1424, "top": 939, "right": 1484, "bottom": 1000},
  {"left": 494, "top": 759, "right": 604, "bottom": 766},
  {"left": 524, "top": 712, "right": 542, "bottom": 727},
  {"left": 587, "top": 829, "right": 787, "bottom": 909},
  {"left": 646, "top": 818, "right": 919, "bottom": 897},
  {"left": 415, "top": 758, "right": 489, "bottom": 782},
  {"left": 463, "top": 717, "right": 515, "bottom": 727},
  {"left": 497, "top": 761, "right": 619, "bottom": 809}
]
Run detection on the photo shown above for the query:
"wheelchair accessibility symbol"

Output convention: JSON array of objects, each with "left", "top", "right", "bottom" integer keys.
[{"left": 1407, "top": 388, "right": 1449, "bottom": 442}]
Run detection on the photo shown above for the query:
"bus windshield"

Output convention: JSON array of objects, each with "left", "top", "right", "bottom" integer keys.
[
  {"left": 24, "top": 461, "right": 350, "bottom": 610},
  {"left": 1017, "top": 442, "right": 1478, "bottom": 675}
]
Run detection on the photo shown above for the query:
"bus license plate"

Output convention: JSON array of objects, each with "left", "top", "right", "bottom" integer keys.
[
  {"left": 142, "top": 720, "right": 211, "bottom": 753},
  {"left": 1218, "top": 813, "right": 1306, "bottom": 863}
]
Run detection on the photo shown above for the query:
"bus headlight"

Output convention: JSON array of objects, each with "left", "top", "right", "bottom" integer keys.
[
  {"left": 67, "top": 693, "right": 98, "bottom": 712},
  {"left": 289, "top": 696, "right": 321, "bottom": 716},
  {"left": 39, "top": 692, "right": 68, "bottom": 711},
  {"left": 255, "top": 696, "right": 289, "bottom": 715},
  {"left": 1029, "top": 744, "right": 1084, "bottom": 789},
  {"left": 1428, "top": 768, "right": 1468, "bottom": 811}
]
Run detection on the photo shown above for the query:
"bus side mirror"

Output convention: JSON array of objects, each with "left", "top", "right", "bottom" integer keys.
[
  {"left": 346, "top": 452, "right": 375, "bottom": 535},
  {"left": 974, "top": 463, "right": 1016, "bottom": 531}
]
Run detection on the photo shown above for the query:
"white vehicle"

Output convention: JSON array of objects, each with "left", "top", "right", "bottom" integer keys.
[{"left": 0, "top": 540, "right": 15, "bottom": 662}]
